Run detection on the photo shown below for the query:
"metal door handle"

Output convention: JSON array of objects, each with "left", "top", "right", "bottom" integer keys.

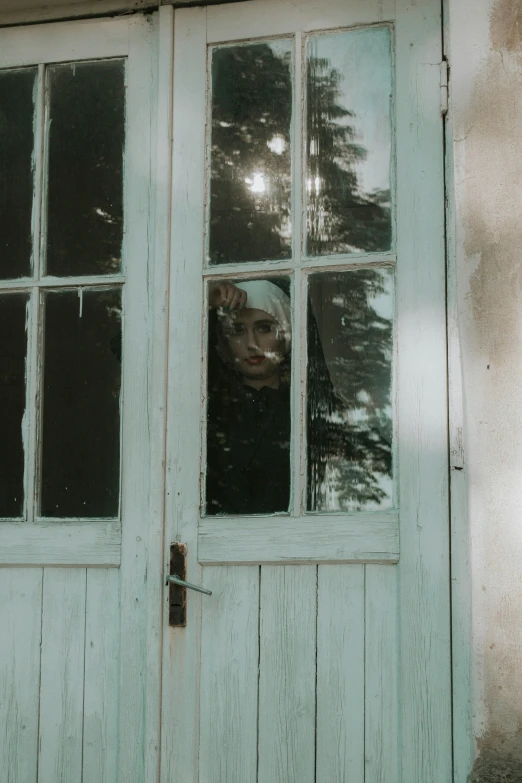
[{"left": 166, "top": 574, "right": 212, "bottom": 596}]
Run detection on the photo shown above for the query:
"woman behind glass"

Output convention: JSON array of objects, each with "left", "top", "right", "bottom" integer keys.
[{"left": 206, "top": 279, "right": 291, "bottom": 515}]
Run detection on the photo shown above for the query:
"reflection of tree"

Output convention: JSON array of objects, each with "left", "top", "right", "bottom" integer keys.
[
  {"left": 210, "top": 44, "right": 292, "bottom": 263},
  {"left": 308, "top": 270, "right": 392, "bottom": 511},
  {"left": 307, "top": 52, "right": 391, "bottom": 255},
  {"left": 210, "top": 41, "right": 393, "bottom": 508},
  {"left": 210, "top": 43, "right": 391, "bottom": 262},
  {"left": 46, "top": 61, "right": 124, "bottom": 276}
]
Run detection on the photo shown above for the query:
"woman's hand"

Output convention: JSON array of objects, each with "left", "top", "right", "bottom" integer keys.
[{"left": 208, "top": 281, "right": 247, "bottom": 310}]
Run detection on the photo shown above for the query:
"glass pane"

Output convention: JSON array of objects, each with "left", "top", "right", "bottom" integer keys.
[
  {"left": 45, "top": 60, "right": 125, "bottom": 277},
  {"left": 0, "top": 68, "right": 36, "bottom": 279},
  {"left": 205, "top": 277, "right": 291, "bottom": 514},
  {"left": 208, "top": 41, "right": 292, "bottom": 265},
  {"left": 306, "top": 27, "right": 392, "bottom": 256},
  {"left": 0, "top": 294, "right": 29, "bottom": 517},
  {"left": 40, "top": 288, "right": 122, "bottom": 517},
  {"left": 307, "top": 269, "right": 393, "bottom": 511}
]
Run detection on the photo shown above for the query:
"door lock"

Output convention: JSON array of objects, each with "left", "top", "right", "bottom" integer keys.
[{"left": 167, "top": 543, "right": 211, "bottom": 627}]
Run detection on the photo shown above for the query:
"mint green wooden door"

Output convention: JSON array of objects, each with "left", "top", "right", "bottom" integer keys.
[
  {"left": 0, "top": 15, "right": 159, "bottom": 783},
  {"left": 161, "top": 1, "right": 451, "bottom": 782}
]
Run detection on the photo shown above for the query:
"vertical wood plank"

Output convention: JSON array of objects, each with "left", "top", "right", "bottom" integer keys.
[
  {"left": 38, "top": 568, "right": 87, "bottom": 783},
  {"left": 396, "top": 0, "right": 452, "bottom": 779},
  {"left": 258, "top": 565, "right": 316, "bottom": 783},
  {"left": 199, "top": 567, "right": 259, "bottom": 783},
  {"left": 160, "top": 8, "right": 207, "bottom": 783},
  {"left": 144, "top": 7, "right": 174, "bottom": 783},
  {"left": 82, "top": 569, "right": 120, "bottom": 783},
  {"left": 117, "top": 16, "right": 156, "bottom": 783},
  {"left": 315, "top": 565, "right": 364, "bottom": 783},
  {"left": 0, "top": 568, "right": 42, "bottom": 783},
  {"left": 365, "top": 564, "right": 399, "bottom": 783}
]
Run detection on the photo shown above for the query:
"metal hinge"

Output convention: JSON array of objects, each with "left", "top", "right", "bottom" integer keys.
[{"left": 440, "top": 59, "right": 449, "bottom": 116}]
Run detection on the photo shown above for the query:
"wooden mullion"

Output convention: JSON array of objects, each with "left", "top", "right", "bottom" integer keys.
[
  {"left": 291, "top": 30, "right": 304, "bottom": 517},
  {"left": 301, "top": 252, "right": 396, "bottom": 269},
  {"left": 39, "top": 61, "right": 50, "bottom": 278},
  {"left": 199, "top": 254, "right": 396, "bottom": 280},
  {"left": 23, "top": 287, "right": 40, "bottom": 523},
  {"left": 0, "top": 275, "right": 126, "bottom": 292},
  {"left": 291, "top": 268, "right": 304, "bottom": 516},
  {"left": 202, "top": 260, "right": 297, "bottom": 277},
  {"left": 32, "top": 64, "right": 45, "bottom": 281},
  {"left": 23, "top": 64, "right": 45, "bottom": 523}
]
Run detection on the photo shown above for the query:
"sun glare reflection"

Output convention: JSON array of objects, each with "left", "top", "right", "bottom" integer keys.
[{"left": 245, "top": 172, "right": 267, "bottom": 194}]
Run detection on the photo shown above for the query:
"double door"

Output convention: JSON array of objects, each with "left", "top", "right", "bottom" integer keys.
[{"left": 0, "top": 2, "right": 451, "bottom": 782}]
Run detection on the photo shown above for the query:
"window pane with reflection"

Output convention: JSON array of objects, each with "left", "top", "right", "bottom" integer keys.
[
  {"left": 208, "top": 41, "right": 293, "bottom": 264},
  {"left": 307, "top": 269, "right": 393, "bottom": 511},
  {"left": 0, "top": 294, "right": 29, "bottom": 517},
  {"left": 45, "top": 60, "right": 125, "bottom": 277},
  {"left": 205, "top": 277, "right": 291, "bottom": 515},
  {"left": 40, "top": 288, "right": 122, "bottom": 517},
  {"left": 0, "top": 68, "right": 36, "bottom": 279},
  {"left": 306, "top": 27, "right": 392, "bottom": 256}
]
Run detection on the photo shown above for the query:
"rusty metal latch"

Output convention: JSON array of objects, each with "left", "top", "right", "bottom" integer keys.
[{"left": 167, "top": 543, "right": 211, "bottom": 627}]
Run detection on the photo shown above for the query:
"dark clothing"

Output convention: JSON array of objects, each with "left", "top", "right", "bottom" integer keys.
[{"left": 206, "top": 379, "right": 290, "bottom": 515}]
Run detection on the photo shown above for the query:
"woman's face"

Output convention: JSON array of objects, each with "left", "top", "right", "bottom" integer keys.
[{"left": 221, "top": 307, "right": 288, "bottom": 386}]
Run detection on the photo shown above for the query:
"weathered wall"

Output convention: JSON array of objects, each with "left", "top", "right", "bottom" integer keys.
[{"left": 448, "top": 0, "right": 522, "bottom": 778}]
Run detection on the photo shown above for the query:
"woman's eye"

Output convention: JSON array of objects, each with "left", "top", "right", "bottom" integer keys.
[{"left": 256, "top": 324, "right": 273, "bottom": 334}]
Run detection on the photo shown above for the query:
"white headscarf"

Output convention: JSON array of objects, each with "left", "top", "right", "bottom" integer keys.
[{"left": 234, "top": 280, "right": 292, "bottom": 350}]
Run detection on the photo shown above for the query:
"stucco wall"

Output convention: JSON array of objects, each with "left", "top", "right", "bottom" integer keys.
[{"left": 448, "top": 0, "right": 522, "bottom": 779}]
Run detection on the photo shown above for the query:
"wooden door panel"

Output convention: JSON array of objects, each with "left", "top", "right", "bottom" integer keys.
[
  {"left": 316, "top": 565, "right": 365, "bottom": 783},
  {"left": 83, "top": 569, "right": 120, "bottom": 783},
  {"left": 198, "top": 512, "right": 399, "bottom": 565},
  {"left": 0, "top": 15, "right": 157, "bottom": 783},
  {"left": 258, "top": 566, "right": 316, "bottom": 783},
  {"left": 0, "top": 568, "right": 42, "bottom": 783},
  {"left": 38, "top": 568, "right": 87, "bottom": 783},
  {"left": 188, "top": 563, "right": 399, "bottom": 783},
  {"left": 365, "top": 565, "right": 399, "bottom": 783},
  {"left": 199, "top": 567, "right": 259, "bottom": 783},
  {"left": 163, "top": 2, "right": 450, "bottom": 781}
]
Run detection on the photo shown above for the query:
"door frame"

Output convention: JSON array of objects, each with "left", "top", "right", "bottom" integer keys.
[
  {"left": 157, "top": 1, "right": 453, "bottom": 781},
  {"left": 143, "top": 3, "right": 475, "bottom": 780},
  {"left": 442, "top": 2, "right": 473, "bottom": 780}
]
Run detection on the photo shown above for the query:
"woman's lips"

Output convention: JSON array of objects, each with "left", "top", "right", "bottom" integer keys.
[{"left": 245, "top": 356, "right": 265, "bottom": 365}]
